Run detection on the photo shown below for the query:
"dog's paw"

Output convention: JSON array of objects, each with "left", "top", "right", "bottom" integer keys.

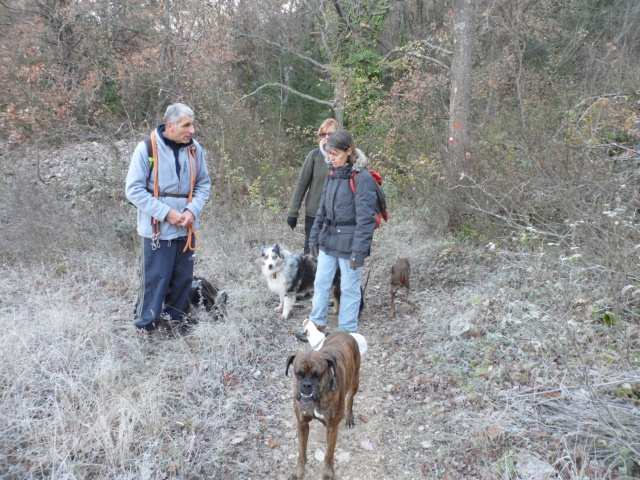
[
  {"left": 329, "top": 307, "right": 339, "bottom": 315},
  {"left": 345, "top": 414, "right": 355, "bottom": 429}
]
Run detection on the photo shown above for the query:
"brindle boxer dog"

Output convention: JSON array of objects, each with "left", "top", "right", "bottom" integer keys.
[{"left": 285, "top": 332, "right": 361, "bottom": 480}]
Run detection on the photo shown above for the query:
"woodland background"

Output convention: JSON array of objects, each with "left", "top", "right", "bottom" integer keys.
[{"left": 1, "top": 0, "right": 640, "bottom": 478}]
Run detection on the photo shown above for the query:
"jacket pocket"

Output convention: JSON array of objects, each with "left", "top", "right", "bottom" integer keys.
[{"left": 335, "top": 225, "right": 355, "bottom": 253}]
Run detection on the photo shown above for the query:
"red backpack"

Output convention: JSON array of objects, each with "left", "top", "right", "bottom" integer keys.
[{"left": 330, "top": 168, "right": 389, "bottom": 228}]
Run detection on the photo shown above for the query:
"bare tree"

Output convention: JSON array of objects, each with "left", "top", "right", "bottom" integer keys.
[{"left": 446, "top": 0, "right": 474, "bottom": 229}]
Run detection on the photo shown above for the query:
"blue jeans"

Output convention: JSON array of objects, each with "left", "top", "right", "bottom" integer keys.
[{"left": 310, "top": 250, "right": 363, "bottom": 333}]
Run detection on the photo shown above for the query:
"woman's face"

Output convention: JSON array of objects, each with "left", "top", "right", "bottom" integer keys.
[
  {"left": 329, "top": 147, "right": 352, "bottom": 168},
  {"left": 319, "top": 127, "right": 336, "bottom": 145}
]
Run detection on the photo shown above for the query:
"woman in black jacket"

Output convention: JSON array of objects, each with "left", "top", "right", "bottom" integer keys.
[{"left": 307, "top": 130, "right": 377, "bottom": 333}]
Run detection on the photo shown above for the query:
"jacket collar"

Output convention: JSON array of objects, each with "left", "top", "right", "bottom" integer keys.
[
  {"left": 329, "top": 149, "right": 368, "bottom": 176},
  {"left": 352, "top": 148, "right": 368, "bottom": 172},
  {"left": 157, "top": 124, "right": 194, "bottom": 149},
  {"left": 318, "top": 140, "right": 331, "bottom": 165}
]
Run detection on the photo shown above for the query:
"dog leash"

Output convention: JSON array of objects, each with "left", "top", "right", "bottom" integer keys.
[
  {"left": 361, "top": 254, "right": 373, "bottom": 298},
  {"left": 149, "top": 132, "right": 199, "bottom": 252},
  {"left": 182, "top": 145, "right": 199, "bottom": 252}
]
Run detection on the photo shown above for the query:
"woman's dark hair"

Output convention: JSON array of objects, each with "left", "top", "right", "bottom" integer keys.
[{"left": 327, "top": 130, "right": 357, "bottom": 164}]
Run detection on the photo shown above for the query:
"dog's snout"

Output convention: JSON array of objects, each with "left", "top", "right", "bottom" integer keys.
[{"left": 300, "top": 380, "right": 314, "bottom": 394}]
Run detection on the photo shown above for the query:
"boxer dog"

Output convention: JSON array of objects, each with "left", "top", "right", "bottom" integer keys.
[
  {"left": 390, "top": 258, "right": 410, "bottom": 318},
  {"left": 298, "top": 319, "right": 368, "bottom": 356},
  {"left": 285, "top": 332, "right": 361, "bottom": 480}
]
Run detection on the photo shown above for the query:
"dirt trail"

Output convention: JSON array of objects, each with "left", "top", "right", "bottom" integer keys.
[{"left": 241, "top": 285, "right": 463, "bottom": 480}]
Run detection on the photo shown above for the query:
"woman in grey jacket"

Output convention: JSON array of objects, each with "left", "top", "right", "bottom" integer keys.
[
  {"left": 307, "top": 130, "right": 377, "bottom": 333},
  {"left": 287, "top": 118, "right": 338, "bottom": 254}
]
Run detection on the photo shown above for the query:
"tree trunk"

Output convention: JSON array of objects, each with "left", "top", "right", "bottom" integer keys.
[
  {"left": 333, "top": 72, "right": 346, "bottom": 127},
  {"left": 447, "top": 0, "right": 475, "bottom": 230}
]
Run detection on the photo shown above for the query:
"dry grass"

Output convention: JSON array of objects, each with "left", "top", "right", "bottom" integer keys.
[{"left": 1, "top": 141, "right": 640, "bottom": 479}]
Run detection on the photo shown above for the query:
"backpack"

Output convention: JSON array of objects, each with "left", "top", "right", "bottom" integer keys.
[{"left": 330, "top": 168, "right": 389, "bottom": 228}]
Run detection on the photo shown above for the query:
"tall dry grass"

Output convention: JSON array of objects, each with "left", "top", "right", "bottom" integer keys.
[{"left": 1, "top": 128, "right": 640, "bottom": 478}]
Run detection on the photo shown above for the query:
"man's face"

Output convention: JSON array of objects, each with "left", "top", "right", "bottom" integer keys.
[{"left": 165, "top": 116, "right": 195, "bottom": 144}]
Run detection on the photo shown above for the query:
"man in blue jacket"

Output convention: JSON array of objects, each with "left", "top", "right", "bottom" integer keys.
[{"left": 125, "top": 103, "right": 211, "bottom": 333}]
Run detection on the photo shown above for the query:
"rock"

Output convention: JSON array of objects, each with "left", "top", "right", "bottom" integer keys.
[
  {"left": 395, "top": 303, "right": 413, "bottom": 315},
  {"left": 361, "top": 440, "right": 374, "bottom": 451},
  {"left": 514, "top": 453, "right": 556, "bottom": 479},
  {"left": 449, "top": 308, "right": 479, "bottom": 338}
]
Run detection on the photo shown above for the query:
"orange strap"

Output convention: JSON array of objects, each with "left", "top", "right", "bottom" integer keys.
[
  {"left": 151, "top": 133, "right": 161, "bottom": 240},
  {"left": 149, "top": 132, "right": 199, "bottom": 252},
  {"left": 183, "top": 146, "right": 199, "bottom": 252}
]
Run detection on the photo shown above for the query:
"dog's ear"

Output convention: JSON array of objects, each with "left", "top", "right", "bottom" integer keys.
[
  {"left": 274, "top": 243, "right": 281, "bottom": 256},
  {"left": 327, "top": 358, "right": 339, "bottom": 390},
  {"left": 285, "top": 355, "right": 296, "bottom": 376}
]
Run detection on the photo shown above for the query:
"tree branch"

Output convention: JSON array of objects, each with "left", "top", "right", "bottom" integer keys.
[
  {"left": 331, "top": 0, "right": 356, "bottom": 35},
  {"left": 381, "top": 49, "right": 450, "bottom": 70},
  {"left": 235, "top": 33, "right": 329, "bottom": 72},
  {"left": 419, "top": 40, "right": 452, "bottom": 56},
  {"left": 239, "top": 83, "right": 335, "bottom": 108}
]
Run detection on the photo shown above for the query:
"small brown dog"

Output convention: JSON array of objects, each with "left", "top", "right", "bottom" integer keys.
[
  {"left": 286, "top": 332, "right": 361, "bottom": 480},
  {"left": 390, "top": 258, "right": 410, "bottom": 318}
]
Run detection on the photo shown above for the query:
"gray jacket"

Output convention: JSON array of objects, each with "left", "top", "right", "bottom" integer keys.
[
  {"left": 125, "top": 127, "right": 211, "bottom": 239},
  {"left": 288, "top": 141, "right": 330, "bottom": 219},
  {"left": 309, "top": 149, "right": 377, "bottom": 263}
]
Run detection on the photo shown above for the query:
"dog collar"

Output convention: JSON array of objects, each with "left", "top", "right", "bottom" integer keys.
[{"left": 320, "top": 374, "right": 334, "bottom": 393}]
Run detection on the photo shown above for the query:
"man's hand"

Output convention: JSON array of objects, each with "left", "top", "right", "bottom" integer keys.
[
  {"left": 287, "top": 216, "right": 297, "bottom": 230},
  {"left": 350, "top": 259, "right": 364, "bottom": 270},
  {"left": 177, "top": 209, "right": 195, "bottom": 228},
  {"left": 310, "top": 245, "right": 319, "bottom": 258},
  {"left": 166, "top": 209, "right": 183, "bottom": 225}
]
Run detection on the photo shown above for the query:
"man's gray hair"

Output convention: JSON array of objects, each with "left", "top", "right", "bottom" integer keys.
[{"left": 164, "top": 103, "right": 194, "bottom": 124}]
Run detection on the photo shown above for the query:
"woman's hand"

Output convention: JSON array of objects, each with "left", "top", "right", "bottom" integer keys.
[{"left": 350, "top": 259, "right": 364, "bottom": 270}]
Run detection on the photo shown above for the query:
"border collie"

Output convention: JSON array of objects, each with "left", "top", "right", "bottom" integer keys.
[
  {"left": 261, "top": 244, "right": 317, "bottom": 320},
  {"left": 260, "top": 244, "right": 363, "bottom": 320}
]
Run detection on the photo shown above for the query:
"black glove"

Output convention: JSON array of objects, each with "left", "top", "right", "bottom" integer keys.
[
  {"left": 350, "top": 259, "right": 364, "bottom": 270},
  {"left": 287, "top": 217, "right": 297, "bottom": 230},
  {"left": 310, "top": 245, "right": 319, "bottom": 258}
]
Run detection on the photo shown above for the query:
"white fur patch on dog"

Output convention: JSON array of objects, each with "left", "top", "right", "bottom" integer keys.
[{"left": 302, "top": 319, "right": 368, "bottom": 355}]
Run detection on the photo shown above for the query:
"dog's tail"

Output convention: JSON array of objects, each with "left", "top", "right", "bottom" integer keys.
[{"left": 350, "top": 333, "right": 368, "bottom": 356}]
